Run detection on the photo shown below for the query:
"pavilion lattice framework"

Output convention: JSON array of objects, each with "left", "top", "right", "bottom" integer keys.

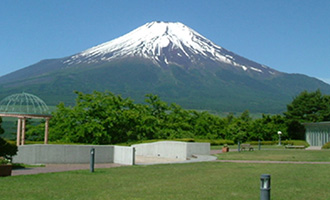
[{"left": 0, "top": 93, "right": 52, "bottom": 146}]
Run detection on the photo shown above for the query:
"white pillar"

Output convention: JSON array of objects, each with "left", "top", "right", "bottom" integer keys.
[
  {"left": 21, "top": 118, "right": 26, "bottom": 145},
  {"left": 44, "top": 118, "right": 50, "bottom": 144},
  {"left": 16, "top": 118, "right": 22, "bottom": 146}
]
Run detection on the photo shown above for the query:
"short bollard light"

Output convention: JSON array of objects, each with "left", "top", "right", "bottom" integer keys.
[
  {"left": 90, "top": 148, "right": 95, "bottom": 173},
  {"left": 260, "top": 174, "right": 271, "bottom": 200},
  {"left": 132, "top": 147, "right": 136, "bottom": 165},
  {"left": 238, "top": 141, "right": 241, "bottom": 152},
  {"left": 258, "top": 139, "right": 261, "bottom": 150}
]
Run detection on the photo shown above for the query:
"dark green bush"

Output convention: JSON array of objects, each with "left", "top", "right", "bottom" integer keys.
[
  {"left": 283, "top": 140, "right": 309, "bottom": 147},
  {"left": 249, "top": 141, "right": 276, "bottom": 145},
  {"left": 249, "top": 140, "right": 309, "bottom": 147},
  {"left": 173, "top": 138, "right": 195, "bottom": 143},
  {"left": 322, "top": 142, "right": 330, "bottom": 149},
  {"left": 194, "top": 139, "right": 234, "bottom": 145},
  {"left": 0, "top": 137, "right": 18, "bottom": 159}
]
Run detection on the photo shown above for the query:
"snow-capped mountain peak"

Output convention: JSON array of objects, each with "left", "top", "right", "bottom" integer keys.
[{"left": 64, "top": 21, "right": 276, "bottom": 75}]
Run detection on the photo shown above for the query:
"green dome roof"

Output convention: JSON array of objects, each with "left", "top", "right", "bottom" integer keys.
[{"left": 0, "top": 92, "right": 50, "bottom": 115}]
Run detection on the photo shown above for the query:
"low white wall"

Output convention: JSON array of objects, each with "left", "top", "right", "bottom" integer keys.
[
  {"left": 186, "top": 142, "right": 210, "bottom": 157},
  {"left": 13, "top": 142, "right": 210, "bottom": 165},
  {"left": 114, "top": 146, "right": 135, "bottom": 165},
  {"left": 13, "top": 144, "right": 134, "bottom": 165},
  {"left": 133, "top": 141, "right": 187, "bottom": 159},
  {"left": 132, "top": 141, "right": 210, "bottom": 160},
  {"left": 12, "top": 145, "right": 37, "bottom": 165}
]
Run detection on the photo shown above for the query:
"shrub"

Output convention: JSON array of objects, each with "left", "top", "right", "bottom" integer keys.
[
  {"left": 173, "top": 138, "right": 195, "bottom": 142},
  {"left": 0, "top": 157, "right": 10, "bottom": 165},
  {"left": 322, "top": 142, "right": 330, "bottom": 149},
  {"left": 194, "top": 139, "right": 234, "bottom": 146},
  {"left": 249, "top": 140, "right": 310, "bottom": 147},
  {"left": 249, "top": 141, "right": 276, "bottom": 145},
  {"left": 0, "top": 137, "right": 18, "bottom": 159},
  {"left": 283, "top": 140, "right": 310, "bottom": 147}
]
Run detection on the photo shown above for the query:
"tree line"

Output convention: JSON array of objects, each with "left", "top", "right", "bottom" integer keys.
[{"left": 18, "top": 89, "right": 330, "bottom": 144}]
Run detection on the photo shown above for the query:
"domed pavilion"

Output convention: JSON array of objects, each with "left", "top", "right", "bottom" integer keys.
[{"left": 0, "top": 92, "right": 52, "bottom": 146}]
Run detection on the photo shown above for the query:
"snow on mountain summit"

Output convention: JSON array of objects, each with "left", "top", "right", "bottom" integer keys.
[{"left": 63, "top": 21, "right": 276, "bottom": 75}]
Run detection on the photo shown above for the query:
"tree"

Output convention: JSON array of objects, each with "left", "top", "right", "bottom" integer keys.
[
  {"left": 284, "top": 90, "right": 330, "bottom": 139},
  {"left": 285, "top": 89, "right": 330, "bottom": 122},
  {"left": 41, "top": 90, "right": 314, "bottom": 144},
  {"left": 0, "top": 117, "right": 4, "bottom": 135},
  {"left": 25, "top": 119, "right": 46, "bottom": 141},
  {"left": 221, "top": 111, "right": 253, "bottom": 142},
  {"left": 251, "top": 114, "right": 287, "bottom": 141},
  {"left": 0, "top": 117, "right": 18, "bottom": 159}
]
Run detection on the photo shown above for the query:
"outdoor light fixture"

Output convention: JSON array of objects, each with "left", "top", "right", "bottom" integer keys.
[
  {"left": 90, "top": 148, "right": 95, "bottom": 173},
  {"left": 260, "top": 174, "right": 271, "bottom": 200},
  {"left": 277, "top": 131, "right": 282, "bottom": 146}
]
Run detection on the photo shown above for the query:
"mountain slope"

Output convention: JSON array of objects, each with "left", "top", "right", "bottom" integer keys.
[
  {"left": 1, "top": 21, "right": 329, "bottom": 113},
  {"left": 66, "top": 22, "right": 277, "bottom": 75}
]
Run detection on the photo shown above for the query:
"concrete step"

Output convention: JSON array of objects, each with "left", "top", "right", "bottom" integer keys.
[{"left": 305, "top": 146, "right": 322, "bottom": 150}]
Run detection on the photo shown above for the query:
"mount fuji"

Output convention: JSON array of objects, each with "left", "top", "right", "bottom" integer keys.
[
  {"left": 64, "top": 21, "right": 277, "bottom": 77},
  {"left": 0, "top": 21, "right": 329, "bottom": 113}
]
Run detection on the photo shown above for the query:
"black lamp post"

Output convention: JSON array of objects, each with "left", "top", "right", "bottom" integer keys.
[
  {"left": 260, "top": 174, "right": 271, "bottom": 200},
  {"left": 277, "top": 131, "right": 282, "bottom": 146},
  {"left": 90, "top": 148, "right": 95, "bottom": 173},
  {"left": 238, "top": 141, "right": 241, "bottom": 152}
]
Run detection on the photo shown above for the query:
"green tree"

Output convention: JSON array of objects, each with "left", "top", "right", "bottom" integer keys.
[
  {"left": 0, "top": 117, "right": 4, "bottom": 135},
  {"left": 284, "top": 90, "right": 330, "bottom": 139},
  {"left": 251, "top": 114, "right": 287, "bottom": 141},
  {"left": 44, "top": 90, "right": 309, "bottom": 144},
  {"left": 0, "top": 117, "right": 17, "bottom": 159},
  {"left": 285, "top": 90, "right": 330, "bottom": 122},
  {"left": 189, "top": 111, "right": 224, "bottom": 139},
  {"left": 221, "top": 111, "right": 253, "bottom": 142},
  {"left": 25, "top": 119, "right": 46, "bottom": 141}
]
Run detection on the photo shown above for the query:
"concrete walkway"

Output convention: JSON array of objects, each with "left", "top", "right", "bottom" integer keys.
[
  {"left": 306, "top": 146, "right": 322, "bottom": 150},
  {"left": 12, "top": 163, "right": 122, "bottom": 176},
  {"left": 12, "top": 154, "right": 218, "bottom": 176},
  {"left": 135, "top": 154, "right": 217, "bottom": 165}
]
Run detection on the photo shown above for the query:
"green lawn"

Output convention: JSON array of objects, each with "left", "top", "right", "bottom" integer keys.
[
  {"left": 216, "top": 149, "right": 330, "bottom": 162},
  {"left": 1, "top": 158, "right": 330, "bottom": 199}
]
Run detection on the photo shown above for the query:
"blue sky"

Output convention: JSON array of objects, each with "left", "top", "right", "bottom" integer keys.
[{"left": 1, "top": 0, "right": 330, "bottom": 83}]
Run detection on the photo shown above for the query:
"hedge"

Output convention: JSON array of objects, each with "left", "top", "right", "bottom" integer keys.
[
  {"left": 322, "top": 142, "right": 330, "bottom": 149},
  {"left": 249, "top": 140, "right": 309, "bottom": 147}
]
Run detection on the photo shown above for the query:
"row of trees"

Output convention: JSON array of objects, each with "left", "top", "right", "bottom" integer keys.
[{"left": 19, "top": 89, "right": 330, "bottom": 145}]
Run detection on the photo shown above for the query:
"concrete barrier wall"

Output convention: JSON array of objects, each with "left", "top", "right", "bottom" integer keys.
[
  {"left": 13, "top": 142, "right": 210, "bottom": 165},
  {"left": 132, "top": 141, "right": 210, "bottom": 160},
  {"left": 12, "top": 145, "right": 37, "bottom": 165},
  {"left": 13, "top": 144, "right": 134, "bottom": 165},
  {"left": 113, "top": 146, "right": 135, "bottom": 165},
  {"left": 186, "top": 142, "right": 210, "bottom": 157},
  {"left": 133, "top": 141, "right": 187, "bottom": 159}
]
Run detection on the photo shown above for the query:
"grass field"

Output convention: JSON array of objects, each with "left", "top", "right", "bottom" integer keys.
[
  {"left": 1, "top": 150, "right": 330, "bottom": 200},
  {"left": 216, "top": 149, "right": 330, "bottom": 162}
]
